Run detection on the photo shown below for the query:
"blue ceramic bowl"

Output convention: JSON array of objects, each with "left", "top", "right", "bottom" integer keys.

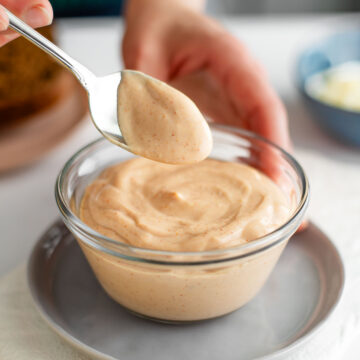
[{"left": 296, "top": 32, "right": 360, "bottom": 145}]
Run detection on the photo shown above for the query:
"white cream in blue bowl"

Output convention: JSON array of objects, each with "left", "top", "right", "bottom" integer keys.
[{"left": 297, "top": 32, "right": 360, "bottom": 145}]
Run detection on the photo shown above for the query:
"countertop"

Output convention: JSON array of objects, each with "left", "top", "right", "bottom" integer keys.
[{"left": 0, "top": 14, "right": 360, "bottom": 359}]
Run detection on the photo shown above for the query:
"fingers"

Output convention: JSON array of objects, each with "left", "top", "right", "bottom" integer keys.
[
  {"left": 297, "top": 219, "right": 309, "bottom": 232},
  {"left": 122, "top": 29, "right": 169, "bottom": 81},
  {"left": 169, "top": 70, "right": 246, "bottom": 127},
  {"left": 182, "top": 34, "right": 296, "bottom": 204},
  {"left": 0, "top": 0, "right": 52, "bottom": 47},
  {"left": 167, "top": 28, "right": 291, "bottom": 150},
  {"left": 206, "top": 35, "right": 291, "bottom": 151},
  {"left": 0, "top": 0, "right": 53, "bottom": 22}
]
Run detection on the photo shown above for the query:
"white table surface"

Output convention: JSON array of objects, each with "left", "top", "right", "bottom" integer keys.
[{"left": 1, "top": 14, "right": 360, "bottom": 359}]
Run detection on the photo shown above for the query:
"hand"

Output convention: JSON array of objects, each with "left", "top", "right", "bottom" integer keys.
[
  {"left": 123, "top": 1, "right": 308, "bottom": 232},
  {"left": 0, "top": 0, "right": 53, "bottom": 47},
  {"left": 122, "top": 0, "right": 291, "bottom": 151}
]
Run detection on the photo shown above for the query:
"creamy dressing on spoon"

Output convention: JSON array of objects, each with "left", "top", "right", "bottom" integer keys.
[{"left": 117, "top": 70, "right": 213, "bottom": 164}]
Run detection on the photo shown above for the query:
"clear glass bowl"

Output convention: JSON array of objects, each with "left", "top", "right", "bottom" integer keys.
[{"left": 55, "top": 124, "right": 309, "bottom": 323}]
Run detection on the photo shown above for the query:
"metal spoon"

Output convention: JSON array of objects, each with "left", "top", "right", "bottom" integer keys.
[{"left": 5, "top": 9, "right": 128, "bottom": 150}]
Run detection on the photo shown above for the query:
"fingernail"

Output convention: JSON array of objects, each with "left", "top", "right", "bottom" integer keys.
[
  {"left": 24, "top": 6, "right": 52, "bottom": 27},
  {"left": 0, "top": 8, "right": 9, "bottom": 31},
  {"left": 0, "top": 19, "right": 8, "bottom": 31}
]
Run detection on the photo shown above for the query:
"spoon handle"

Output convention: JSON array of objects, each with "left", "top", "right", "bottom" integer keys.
[{"left": 4, "top": 9, "right": 95, "bottom": 90}]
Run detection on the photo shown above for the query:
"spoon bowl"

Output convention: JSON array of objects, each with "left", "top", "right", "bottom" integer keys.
[{"left": 88, "top": 72, "right": 128, "bottom": 148}]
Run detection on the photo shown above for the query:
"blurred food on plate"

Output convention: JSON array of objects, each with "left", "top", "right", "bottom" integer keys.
[
  {"left": 0, "top": 26, "right": 65, "bottom": 130},
  {"left": 0, "top": 24, "right": 88, "bottom": 172}
]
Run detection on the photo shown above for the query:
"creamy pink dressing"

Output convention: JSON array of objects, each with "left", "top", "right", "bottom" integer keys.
[
  {"left": 117, "top": 70, "right": 213, "bottom": 164},
  {"left": 80, "top": 158, "right": 290, "bottom": 252},
  {"left": 76, "top": 71, "right": 294, "bottom": 321}
]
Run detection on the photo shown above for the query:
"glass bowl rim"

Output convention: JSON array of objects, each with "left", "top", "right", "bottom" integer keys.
[{"left": 55, "top": 124, "right": 309, "bottom": 264}]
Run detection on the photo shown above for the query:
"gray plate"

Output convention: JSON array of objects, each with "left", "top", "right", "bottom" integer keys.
[{"left": 28, "top": 220, "right": 344, "bottom": 360}]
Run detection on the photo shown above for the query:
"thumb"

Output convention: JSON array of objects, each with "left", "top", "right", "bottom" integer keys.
[{"left": 122, "top": 31, "right": 169, "bottom": 82}]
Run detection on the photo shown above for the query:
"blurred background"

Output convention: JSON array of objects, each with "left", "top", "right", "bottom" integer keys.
[
  {"left": 49, "top": 0, "right": 360, "bottom": 17},
  {"left": 207, "top": 0, "right": 360, "bottom": 15}
]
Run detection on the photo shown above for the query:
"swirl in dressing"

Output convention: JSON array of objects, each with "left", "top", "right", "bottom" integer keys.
[{"left": 80, "top": 158, "right": 291, "bottom": 252}]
